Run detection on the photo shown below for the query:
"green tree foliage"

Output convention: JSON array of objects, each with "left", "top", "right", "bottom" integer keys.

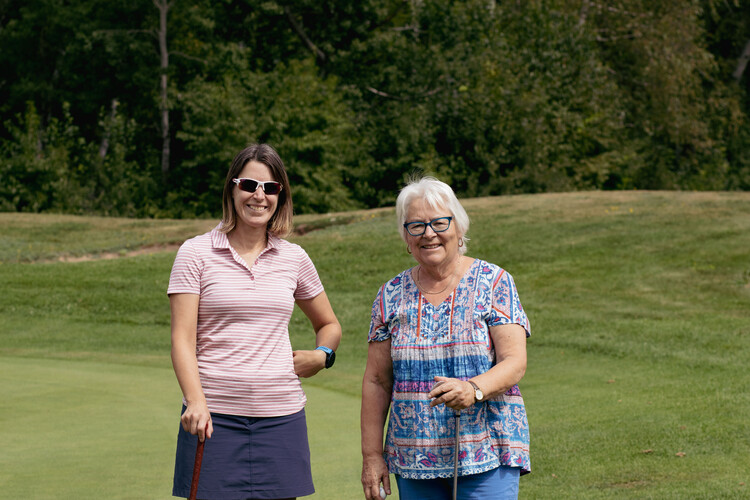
[
  {"left": 579, "top": 0, "right": 742, "bottom": 189},
  {"left": 1, "top": 102, "right": 85, "bottom": 212},
  {"left": 701, "top": 0, "right": 750, "bottom": 188},
  {"left": 176, "top": 53, "right": 362, "bottom": 215},
  {"left": 0, "top": 101, "right": 155, "bottom": 215},
  {"left": 337, "top": 1, "right": 630, "bottom": 199},
  {"left": 1, "top": 0, "right": 748, "bottom": 217}
]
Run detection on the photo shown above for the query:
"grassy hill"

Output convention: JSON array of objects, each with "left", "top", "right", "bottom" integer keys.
[{"left": 1, "top": 191, "right": 748, "bottom": 499}]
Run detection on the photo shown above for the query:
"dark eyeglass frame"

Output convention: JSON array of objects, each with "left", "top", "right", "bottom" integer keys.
[
  {"left": 232, "top": 177, "right": 283, "bottom": 195},
  {"left": 403, "top": 216, "right": 453, "bottom": 236}
]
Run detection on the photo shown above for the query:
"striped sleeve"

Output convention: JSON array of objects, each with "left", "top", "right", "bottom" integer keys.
[
  {"left": 293, "top": 246, "right": 324, "bottom": 300},
  {"left": 167, "top": 239, "right": 202, "bottom": 295},
  {"left": 368, "top": 284, "right": 390, "bottom": 342}
]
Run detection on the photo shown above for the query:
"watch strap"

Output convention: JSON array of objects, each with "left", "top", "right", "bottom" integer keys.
[{"left": 315, "top": 346, "right": 335, "bottom": 368}]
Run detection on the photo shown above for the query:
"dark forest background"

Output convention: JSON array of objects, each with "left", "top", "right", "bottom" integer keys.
[{"left": 2, "top": 0, "right": 749, "bottom": 217}]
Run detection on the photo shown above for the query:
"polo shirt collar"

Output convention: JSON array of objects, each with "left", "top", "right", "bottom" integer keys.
[
  {"left": 210, "top": 224, "right": 230, "bottom": 249},
  {"left": 210, "top": 223, "right": 279, "bottom": 254}
]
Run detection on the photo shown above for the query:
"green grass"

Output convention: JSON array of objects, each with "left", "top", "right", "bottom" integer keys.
[
  {"left": 0, "top": 356, "right": 362, "bottom": 500},
  {"left": 1, "top": 191, "right": 749, "bottom": 499},
  {"left": 0, "top": 356, "right": 179, "bottom": 498}
]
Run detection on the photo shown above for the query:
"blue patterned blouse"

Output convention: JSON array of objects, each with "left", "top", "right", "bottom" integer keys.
[{"left": 368, "top": 259, "right": 531, "bottom": 479}]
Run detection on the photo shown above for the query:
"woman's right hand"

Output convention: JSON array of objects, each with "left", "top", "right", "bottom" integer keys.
[
  {"left": 180, "top": 400, "right": 213, "bottom": 442},
  {"left": 361, "top": 455, "right": 390, "bottom": 499}
]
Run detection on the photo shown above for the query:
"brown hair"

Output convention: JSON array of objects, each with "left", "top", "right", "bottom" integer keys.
[{"left": 220, "top": 144, "right": 293, "bottom": 237}]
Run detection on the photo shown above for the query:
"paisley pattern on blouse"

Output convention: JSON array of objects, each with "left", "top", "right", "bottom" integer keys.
[{"left": 368, "top": 259, "right": 531, "bottom": 479}]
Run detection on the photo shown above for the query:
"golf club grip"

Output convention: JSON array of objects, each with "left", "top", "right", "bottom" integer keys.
[{"left": 189, "top": 437, "right": 206, "bottom": 500}]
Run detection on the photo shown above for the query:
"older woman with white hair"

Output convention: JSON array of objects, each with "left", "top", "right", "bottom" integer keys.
[{"left": 361, "top": 177, "right": 531, "bottom": 500}]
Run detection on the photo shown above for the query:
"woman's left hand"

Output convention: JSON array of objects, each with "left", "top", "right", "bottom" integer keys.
[
  {"left": 428, "top": 376, "right": 476, "bottom": 410},
  {"left": 293, "top": 349, "right": 326, "bottom": 378}
]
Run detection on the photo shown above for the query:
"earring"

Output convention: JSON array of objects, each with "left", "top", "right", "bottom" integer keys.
[
  {"left": 407, "top": 246, "right": 412, "bottom": 254},
  {"left": 458, "top": 238, "right": 464, "bottom": 248}
]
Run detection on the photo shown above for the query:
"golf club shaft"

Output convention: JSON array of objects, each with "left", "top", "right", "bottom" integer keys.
[{"left": 453, "top": 410, "right": 460, "bottom": 500}]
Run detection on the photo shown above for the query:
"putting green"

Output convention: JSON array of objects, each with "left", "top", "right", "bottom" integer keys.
[{"left": 0, "top": 356, "right": 381, "bottom": 499}]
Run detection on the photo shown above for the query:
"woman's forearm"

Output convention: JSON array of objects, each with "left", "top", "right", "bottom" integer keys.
[
  {"left": 361, "top": 378, "right": 392, "bottom": 458},
  {"left": 170, "top": 293, "right": 205, "bottom": 404},
  {"left": 171, "top": 340, "right": 205, "bottom": 404},
  {"left": 471, "top": 323, "right": 527, "bottom": 399},
  {"left": 470, "top": 356, "right": 526, "bottom": 399},
  {"left": 361, "top": 340, "right": 394, "bottom": 457},
  {"left": 315, "top": 321, "right": 342, "bottom": 351},
  {"left": 297, "top": 291, "right": 342, "bottom": 353}
]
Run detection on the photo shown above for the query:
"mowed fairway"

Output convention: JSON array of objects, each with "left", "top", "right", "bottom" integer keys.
[
  {"left": 0, "top": 357, "right": 361, "bottom": 499},
  {"left": 0, "top": 356, "right": 180, "bottom": 498},
  {"left": 1, "top": 191, "right": 749, "bottom": 499}
]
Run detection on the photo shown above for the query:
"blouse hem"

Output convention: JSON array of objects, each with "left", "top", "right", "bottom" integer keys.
[{"left": 389, "top": 462, "right": 529, "bottom": 480}]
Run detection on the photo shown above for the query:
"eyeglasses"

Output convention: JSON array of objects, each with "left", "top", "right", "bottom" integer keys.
[
  {"left": 232, "top": 178, "right": 282, "bottom": 195},
  {"left": 403, "top": 216, "right": 453, "bottom": 236}
]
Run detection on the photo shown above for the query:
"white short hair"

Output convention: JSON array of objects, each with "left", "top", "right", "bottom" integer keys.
[{"left": 396, "top": 176, "right": 470, "bottom": 254}]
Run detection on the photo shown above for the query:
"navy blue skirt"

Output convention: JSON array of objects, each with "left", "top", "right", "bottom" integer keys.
[{"left": 172, "top": 407, "right": 314, "bottom": 499}]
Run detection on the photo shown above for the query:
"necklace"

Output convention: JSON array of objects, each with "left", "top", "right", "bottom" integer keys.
[{"left": 416, "top": 257, "right": 462, "bottom": 295}]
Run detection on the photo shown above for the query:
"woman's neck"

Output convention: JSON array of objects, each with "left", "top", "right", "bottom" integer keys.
[
  {"left": 421, "top": 255, "right": 462, "bottom": 282},
  {"left": 228, "top": 224, "right": 268, "bottom": 255}
]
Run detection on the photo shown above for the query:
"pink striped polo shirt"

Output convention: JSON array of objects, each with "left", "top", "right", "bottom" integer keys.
[{"left": 167, "top": 225, "right": 324, "bottom": 417}]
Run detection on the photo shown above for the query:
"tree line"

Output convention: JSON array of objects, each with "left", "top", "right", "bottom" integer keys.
[{"left": 1, "top": 0, "right": 749, "bottom": 217}]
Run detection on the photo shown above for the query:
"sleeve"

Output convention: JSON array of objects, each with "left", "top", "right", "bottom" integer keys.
[
  {"left": 294, "top": 247, "right": 324, "bottom": 300},
  {"left": 167, "top": 240, "right": 202, "bottom": 296},
  {"left": 488, "top": 269, "right": 531, "bottom": 337},
  {"left": 367, "top": 284, "right": 390, "bottom": 343}
]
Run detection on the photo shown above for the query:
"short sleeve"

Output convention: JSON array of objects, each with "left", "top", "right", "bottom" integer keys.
[
  {"left": 167, "top": 240, "right": 202, "bottom": 296},
  {"left": 294, "top": 247, "right": 324, "bottom": 300},
  {"left": 368, "top": 285, "right": 390, "bottom": 342},
  {"left": 488, "top": 270, "right": 531, "bottom": 336}
]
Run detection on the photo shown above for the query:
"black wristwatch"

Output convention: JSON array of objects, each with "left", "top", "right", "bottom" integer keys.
[{"left": 315, "top": 346, "right": 336, "bottom": 368}]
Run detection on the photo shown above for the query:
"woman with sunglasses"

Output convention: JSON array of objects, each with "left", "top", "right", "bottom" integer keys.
[
  {"left": 361, "top": 177, "right": 531, "bottom": 500},
  {"left": 168, "top": 143, "right": 341, "bottom": 499}
]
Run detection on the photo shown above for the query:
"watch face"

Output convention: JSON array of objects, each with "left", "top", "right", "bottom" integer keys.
[
  {"left": 325, "top": 350, "right": 336, "bottom": 368},
  {"left": 469, "top": 381, "right": 483, "bottom": 401}
]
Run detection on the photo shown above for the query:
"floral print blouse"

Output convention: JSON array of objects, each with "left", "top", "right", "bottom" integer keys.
[{"left": 368, "top": 259, "right": 531, "bottom": 479}]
